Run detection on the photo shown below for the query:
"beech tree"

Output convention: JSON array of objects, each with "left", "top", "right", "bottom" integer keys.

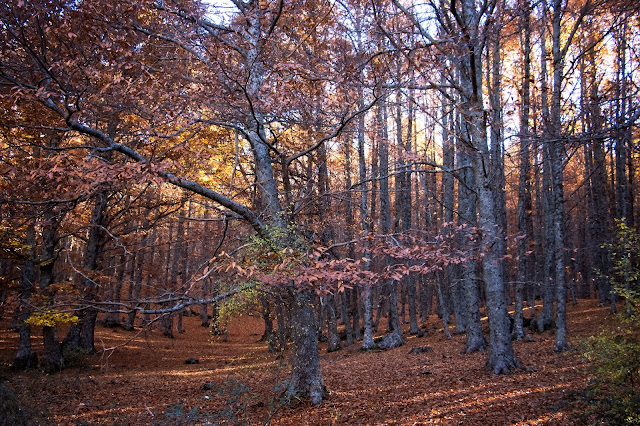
[{"left": 1, "top": 0, "right": 379, "bottom": 403}]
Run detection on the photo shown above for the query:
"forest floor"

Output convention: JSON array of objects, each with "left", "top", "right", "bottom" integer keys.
[{"left": 0, "top": 299, "right": 611, "bottom": 425}]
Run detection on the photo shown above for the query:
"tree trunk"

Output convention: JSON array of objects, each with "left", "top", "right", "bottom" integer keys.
[
  {"left": 40, "top": 210, "right": 64, "bottom": 373},
  {"left": 353, "top": 288, "right": 362, "bottom": 342},
  {"left": 402, "top": 82, "right": 419, "bottom": 335},
  {"left": 488, "top": 23, "right": 508, "bottom": 306},
  {"left": 260, "top": 296, "right": 272, "bottom": 341},
  {"left": 357, "top": 83, "right": 375, "bottom": 350},
  {"left": 200, "top": 278, "right": 211, "bottom": 327},
  {"left": 176, "top": 203, "right": 192, "bottom": 335},
  {"left": 457, "top": 120, "right": 487, "bottom": 353},
  {"left": 325, "top": 294, "right": 341, "bottom": 352},
  {"left": 440, "top": 95, "right": 467, "bottom": 336},
  {"left": 550, "top": 0, "right": 570, "bottom": 351},
  {"left": 514, "top": 0, "right": 533, "bottom": 341},
  {"left": 274, "top": 297, "right": 288, "bottom": 351},
  {"left": 342, "top": 134, "right": 355, "bottom": 346},
  {"left": 341, "top": 290, "right": 354, "bottom": 346},
  {"left": 378, "top": 96, "right": 403, "bottom": 346},
  {"left": 457, "top": 0, "right": 518, "bottom": 373},
  {"left": 124, "top": 220, "right": 148, "bottom": 331},
  {"left": 104, "top": 252, "right": 126, "bottom": 328},
  {"left": 436, "top": 273, "right": 452, "bottom": 339},
  {"left": 13, "top": 223, "right": 38, "bottom": 371},
  {"left": 64, "top": 191, "right": 108, "bottom": 354},
  {"left": 537, "top": 12, "right": 556, "bottom": 332},
  {"left": 287, "top": 289, "right": 326, "bottom": 405}
]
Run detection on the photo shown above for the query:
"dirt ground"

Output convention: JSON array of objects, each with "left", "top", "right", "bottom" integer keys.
[{"left": 0, "top": 299, "right": 608, "bottom": 425}]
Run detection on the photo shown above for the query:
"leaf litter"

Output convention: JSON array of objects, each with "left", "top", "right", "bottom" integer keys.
[{"left": 0, "top": 299, "right": 607, "bottom": 424}]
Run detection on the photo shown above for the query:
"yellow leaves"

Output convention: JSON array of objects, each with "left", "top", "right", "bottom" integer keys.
[{"left": 25, "top": 311, "right": 79, "bottom": 327}]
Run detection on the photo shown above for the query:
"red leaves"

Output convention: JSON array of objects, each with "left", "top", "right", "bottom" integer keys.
[{"left": 210, "top": 230, "right": 474, "bottom": 297}]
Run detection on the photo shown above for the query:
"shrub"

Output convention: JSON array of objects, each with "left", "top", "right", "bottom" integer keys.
[{"left": 584, "top": 221, "right": 640, "bottom": 424}]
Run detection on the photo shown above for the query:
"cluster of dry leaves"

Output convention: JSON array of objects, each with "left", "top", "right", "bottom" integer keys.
[{"left": 0, "top": 300, "right": 608, "bottom": 424}]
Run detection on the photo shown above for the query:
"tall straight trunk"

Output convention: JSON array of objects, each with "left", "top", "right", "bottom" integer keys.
[
  {"left": 530, "top": 142, "right": 543, "bottom": 312},
  {"left": 122, "top": 251, "right": 136, "bottom": 327},
  {"left": 419, "top": 277, "right": 427, "bottom": 323},
  {"left": 325, "top": 294, "right": 341, "bottom": 352},
  {"left": 200, "top": 213, "right": 214, "bottom": 327},
  {"left": 615, "top": 18, "right": 629, "bottom": 225},
  {"left": 488, "top": 26, "right": 507, "bottom": 303},
  {"left": 585, "top": 47, "right": 610, "bottom": 305},
  {"left": 537, "top": 10, "right": 556, "bottom": 332},
  {"left": 456, "top": 116, "right": 486, "bottom": 352},
  {"left": 200, "top": 277, "right": 211, "bottom": 327},
  {"left": 260, "top": 296, "right": 273, "bottom": 342},
  {"left": 373, "top": 285, "right": 386, "bottom": 332},
  {"left": 162, "top": 221, "right": 175, "bottom": 337},
  {"left": 458, "top": 0, "right": 517, "bottom": 373},
  {"left": 614, "top": 17, "right": 631, "bottom": 315},
  {"left": 355, "top": 1, "right": 373, "bottom": 349},
  {"left": 394, "top": 83, "right": 405, "bottom": 234},
  {"left": 475, "top": 137, "right": 518, "bottom": 372},
  {"left": 359, "top": 89, "right": 375, "bottom": 350},
  {"left": 378, "top": 98, "right": 403, "bottom": 342},
  {"left": 176, "top": 203, "right": 192, "bottom": 334},
  {"left": 404, "top": 84, "right": 419, "bottom": 335},
  {"left": 579, "top": 56, "right": 592, "bottom": 294},
  {"left": 515, "top": 0, "right": 534, "bottom": 340},
  {"left": 317, "top": 143, "right": 340, "bottom": 351},
  {"left": 142, "top": 227, "right": 157, "bottom": 328},
  {"left": 550, "top": 0, "right": 569, "bottom": 351},
  {"left": 342, "top": 138, "right": 355, "bottom": 345},
  {"left": 441, "top": 89, "right": 466, "bottom": 335},
  {"left": 352, "top": 288, "right": 362, "bottom": 341}
]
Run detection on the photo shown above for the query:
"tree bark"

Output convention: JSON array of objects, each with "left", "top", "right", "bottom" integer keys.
[
  {"left": 456, "top": 113, "right": 486, "bottom": 353},
  {"left": 40, "top": 210, "right": 64, "bottom": 373},
  {"left": 357, "top": 82, "right": 375, "bottom": 350},
  {"left": 287, "top": 289, "right": 325, "bottom": 405},
  {"left": 104, "top": 252, "right": 126, "bottom": 328},
  {"left": 537, "top": 11, "right": 556, "bottom": 332},
  {"left": 550, "top": 0, "right": 570, "bottom": 351},
  {"left": 514, "top": 0, "right": 534, "bottom": 341},
  {"left": 124, "top": 220, "right": 148, "bottom": 331},
  {"left": 12, "top": 223, "right": 38, "bottom": 370},
  {"left": 458, "top": 0, "right": 518, "bottom": 372},
  {"left": 325, "top": 294, "right": 341, "bottom": 352},
  {"left": 64, "top": 191, "right": 108, "bottom": 353}
]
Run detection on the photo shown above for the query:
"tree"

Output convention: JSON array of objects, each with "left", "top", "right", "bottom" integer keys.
[
  {"left": 388, "top": 0, "right": 519, "bottom": 373},
  {"left": 1, "top": 0, "right": 378, "bottom": 403},
  {"left": 514, "top": 0, "right": 535, "bottom": 341}
]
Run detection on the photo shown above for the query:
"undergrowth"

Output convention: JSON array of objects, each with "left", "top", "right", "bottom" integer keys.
[
  {"left": 584, "top": 221, "right": 640, "bottom": 424},
  {"left": 157, "top": 378, "right": 256, "bottom": 425}
]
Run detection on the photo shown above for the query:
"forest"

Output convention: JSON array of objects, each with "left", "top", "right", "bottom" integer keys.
[{"left": 0, "top": 0, "right": 639, "bottom": 423}]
